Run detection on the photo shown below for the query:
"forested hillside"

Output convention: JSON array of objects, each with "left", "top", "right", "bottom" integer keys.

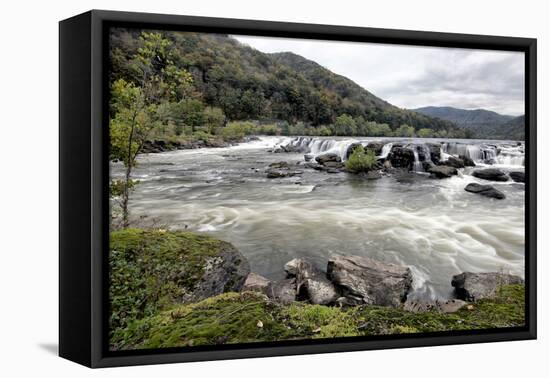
[{"left": 109, "top": 29, "right": 470, "bottom": 139}]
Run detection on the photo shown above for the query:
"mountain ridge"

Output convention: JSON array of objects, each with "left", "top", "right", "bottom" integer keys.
[{"left": 413, "top": 106, "right": 524, "bottom": 140}]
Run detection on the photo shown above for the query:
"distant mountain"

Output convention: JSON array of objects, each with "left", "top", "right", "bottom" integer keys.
[
  {"left": 498, "top": 115, "right": 525, "bottom": 141},
  {"left": 412, "top": 106, "right": 523, "bottom": 140}
]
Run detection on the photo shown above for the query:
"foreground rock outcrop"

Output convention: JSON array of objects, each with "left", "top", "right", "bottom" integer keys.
[
  {"left": 327, "top": 255, "right": 413, "bottom": 307},
  {"left": 109, "top": 228, "right": 250, "bottom": 333},
  {"left": 428, "top": 165, "right": 458, "bottom": 178},
  {"left": 451, "top": 272, "right": 524, "bottom": 301},
  {"left": 285, "top": 258, "right": 340, "bottom": 305}
]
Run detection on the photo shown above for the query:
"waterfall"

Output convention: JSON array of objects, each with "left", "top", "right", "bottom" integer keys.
[
  {"left": 412, "top": 148, "right": 423, "bottom": 172},
  {"left": 379, "top": 143, "right": 393, "bottom": 159},
  {"left": 283, "top": 137, "right": 525, "bottom": 168},
  {"left": 286, "top": 137, "right": 358, "bottom": 161}
]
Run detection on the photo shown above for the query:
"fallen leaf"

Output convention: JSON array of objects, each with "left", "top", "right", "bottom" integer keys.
[{"left": 257, "top": 320, "right": 263, "bottom": 328}]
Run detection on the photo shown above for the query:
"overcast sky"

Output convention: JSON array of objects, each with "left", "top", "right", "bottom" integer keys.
[{"left": 234, "top": 35, "right": 525, "bottom": 116}]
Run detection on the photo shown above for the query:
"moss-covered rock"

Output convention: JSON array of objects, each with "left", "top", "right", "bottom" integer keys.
[
  {"left": 112, "top": 284, "right": 525, "bottom": 350},
  {"left": 109, "top": 228, "right": 249, "bottom": 348}
]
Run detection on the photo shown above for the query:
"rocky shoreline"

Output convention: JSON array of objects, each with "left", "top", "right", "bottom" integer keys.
[
  {"left": 241, "top": 255, "right": 523, "bottom": 313},
  {"left": 109, "top": 228, "right": 525, "bottom": 350}
]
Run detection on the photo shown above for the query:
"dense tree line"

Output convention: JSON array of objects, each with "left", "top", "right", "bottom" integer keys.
[{"left": 109, "top": 28, "right": 472, "bottom": 139}]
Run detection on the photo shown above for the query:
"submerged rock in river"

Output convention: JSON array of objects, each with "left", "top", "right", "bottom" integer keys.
[
  {"left": 427, "top": 165, "right": 458, "bottom": 178},
  {"left": 443, "top": 156, "right": 465, "bottom": 169},
  {"left": 464, "top": 183, "right": 505, "bottom": 199},
  {"left": 472, "top": 168, "right": 509, "bottom": 182},
  {"left": 509, "top": 171, "right": 525, "bottom": 183},
  {"left": 451, "top": 272, "right": 524, "bottom": 302},
  {"left": 459, "top": 154, "right": 476, "bottom": 167},
  {"left": 327, "top": 255, "right": 413, "bottom": 307},
  {"left": 315, "top": 153, "right": 342, "bottom": 165}
]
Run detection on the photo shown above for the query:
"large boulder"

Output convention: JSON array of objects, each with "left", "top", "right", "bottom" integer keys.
[
  {"left": 315, "top": 153, "right": 342, "bottom": 165},
  {"left": 472, "top": 168, "right": 509, "bottom": 182},
  {"left": 459, "top": 154, "right": 476, "bottom": 167},
  {"left": 388, "top": 146, "right": 415, "bottom": 169},
  {"left": 464, "top": 183, "right": 505, "bottom": 199},
  {"left": 266, "top": 278, "right": 297, "bottom": 304},
  {"left": 428, "top": 165, "right": 458, "bottom": 178},
  {"left": 509, "top": 171, "right": 525, "bottom": 183},
  {"left": 366, "top": 141, "right": 385, "bottom": 156},
  {"left": 242, "top": 273, "right": 271, "bottom": 294},
  {"left": 451, "top": 272, "right": 524, "bottom": 302},
  {"left": 426, "top": 143, "right": 442, "bottom": 164},
  {"left": 327, "top": 255, "right": 413, "bottom": 307},
  {"left": 444, "top": 156, "right": 465, "bottom": 169},
  {"left": 285, "top": 258, "right": 340, "bottom": 305}
]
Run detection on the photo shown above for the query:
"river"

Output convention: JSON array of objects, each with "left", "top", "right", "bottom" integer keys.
[{"left": 111, "top": 136, "right": 525, "bottom": 301}]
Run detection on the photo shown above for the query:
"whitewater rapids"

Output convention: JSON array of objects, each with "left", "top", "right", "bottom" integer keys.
[{"left": 111, "top": 136, "right": 525, "bottom": 301}]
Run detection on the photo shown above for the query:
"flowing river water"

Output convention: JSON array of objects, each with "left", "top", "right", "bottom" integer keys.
[{"left": 111, "top": 136, "right": 525, "bottom": 301}]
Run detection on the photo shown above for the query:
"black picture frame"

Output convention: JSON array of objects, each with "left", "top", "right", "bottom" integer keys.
[{"left": 59, "top": 9, "right": 537, "bottom": 368}]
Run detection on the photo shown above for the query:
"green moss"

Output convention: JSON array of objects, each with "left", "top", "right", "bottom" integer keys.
[
  {"left": 113, "top": 285, "right": 525, "bottom": 350},
  {"left": 112, "top": 292, "right": 291, "bottom": 350},
  {"left": 109, "top": 228, "right": 233, "bottom": 345}
]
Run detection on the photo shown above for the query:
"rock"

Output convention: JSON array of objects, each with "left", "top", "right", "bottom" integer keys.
[
  {"left": 274, "top": 144, "right": 308, "bottom": 153},
  {"left": 323, "top": 161, "right": 345, "bottom": 169},
  {"left": 438, "top": 299, "right": 469, "bottom": 313},
  {"left": 451, "top": 272, "right": 524, "bottom": 301},
  {"left": 315, "top": 153, "right": 341, "bottom": 165},
  {"left": 404, "top": 299, "right": 467, "bottom": 313},
  {"left": 422, "top": 161, "right": 435, "bottom": 172},
  {"left": 284, "top": 258, "right": 300, "bottom": 276},
  {"left": 187, "top": 242, "right": 251, "bottom": 302},
  {"left": 472, "top": 168, "right": 509, "bottom": 182},
  {"left": 268, "top": 161, "right": 290, "bottom": 169},
  {"left": 327, "top": 255, "right": 413, "bottom": 307},
  {"left": 285, "top": 258, "right": 339, "bottom": 305},
  {"left": 428, "top": 165, "right": 458, "bottom": 178},
  {"left": 266, "top": 278, "right": 297, "bottom": 304},
  {"left": 445, "top": 156, "right": 465, "bottom": 169},
  {"left": 426, "top": 143, "right": 442, "bottom": 164},
  {"left": 388, "top": 147, "right": 415, "bottom": 169},
  {"left": 242, "top": 273, "right": 271, "bottom": 294},
  {"left": 509, "top": 171, "right": 525, "bottom": 183},
  {"left": 304, "top": 154, "right": 314, "bottom": 162},
  {"left": 459, "top": 154, "right": 476, "bottom": 167},
  {"left": 366, "top": 141, "right": 385, "bottom": 156},
  {"left": 464, "top": 183, "right": 505, "bottom": 199},
  {"left": 266, "top": 169, "right": 301, "bottom": 178}
]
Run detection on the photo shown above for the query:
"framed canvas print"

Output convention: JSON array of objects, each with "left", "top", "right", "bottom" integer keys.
[{"left": 59, "top": 10, "right": 537, "bottom": 368}]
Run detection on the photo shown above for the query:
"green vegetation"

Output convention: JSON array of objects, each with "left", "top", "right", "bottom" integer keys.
[
  {"left": 112, "top": 284, "right": 525, "bottom": 350},
  {"left": 110, "top": 28, "right": 474, "bottom": 144},
  {"left": 109, "top": 228, "right": 235, "bottom": 342},
  {"left": 109, "top": 32, "right": 194, "bottom": 227},
  {"left": 345, "top": 145, "right": 377, "bottom": 173}
]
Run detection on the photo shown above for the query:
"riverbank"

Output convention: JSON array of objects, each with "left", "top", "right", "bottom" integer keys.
[{"left": 109, "top": 228, "right": 525, "bottom": 351}]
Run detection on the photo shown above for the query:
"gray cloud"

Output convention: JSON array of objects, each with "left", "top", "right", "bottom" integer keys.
[{"left": 234, "top": 35, "right": 525, "bottom": 116}]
